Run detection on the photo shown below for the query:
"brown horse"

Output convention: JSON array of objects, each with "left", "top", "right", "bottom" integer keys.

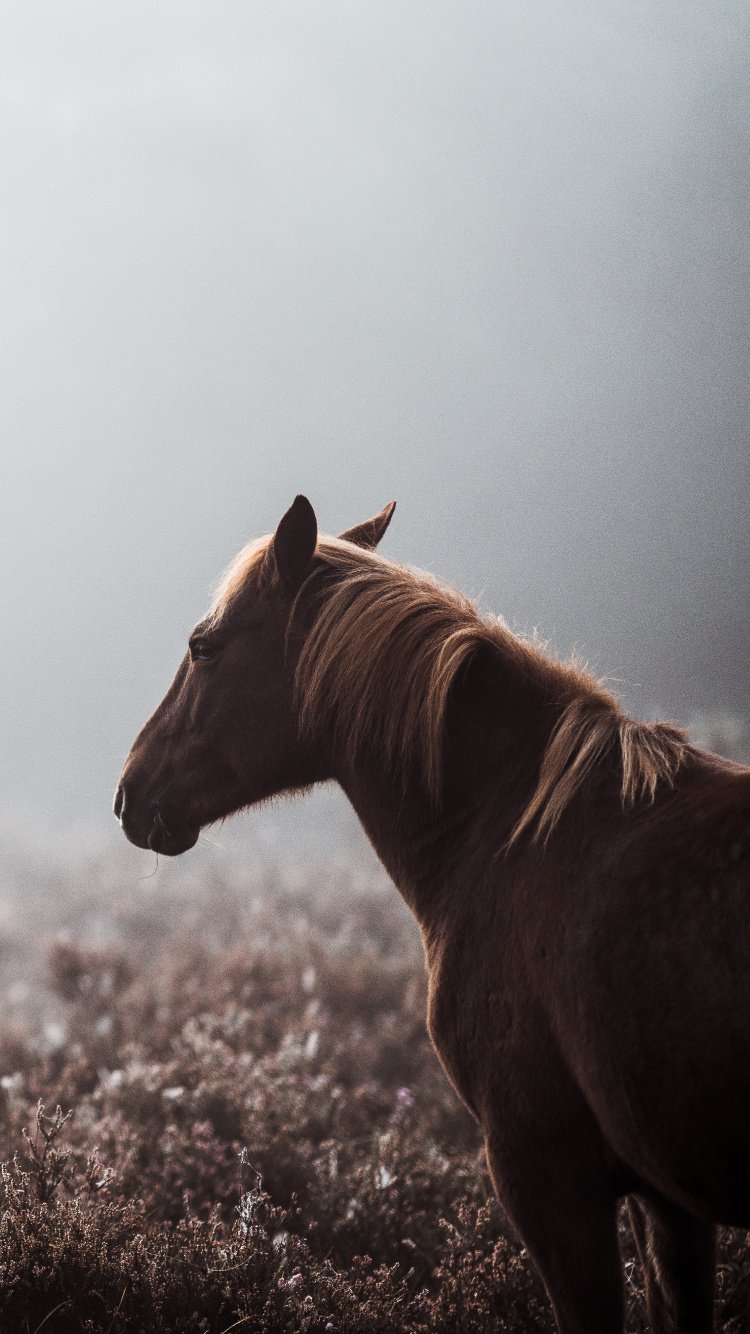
[{"left": 116, "top": 496, "right": 750, "bottom": 1334}]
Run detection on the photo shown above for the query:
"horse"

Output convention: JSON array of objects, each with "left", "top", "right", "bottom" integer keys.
[{"left": 115, "top": 495, "right": 750, "bottom": 1333}]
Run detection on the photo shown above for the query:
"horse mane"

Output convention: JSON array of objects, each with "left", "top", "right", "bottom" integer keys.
[
  {"left": 208, "top": 535, "right": 272, "bottom": 618},
  {"left": 506, "top": 696, "right": 688, "bottom": 846},
  {"left": 213, "top": 534, "right": 689, "bottom": 846}
]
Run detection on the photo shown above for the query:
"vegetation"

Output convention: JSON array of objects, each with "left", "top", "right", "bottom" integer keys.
[
  {"left": 0, "top": 711, "right": 746, "bottom": 1331},
  {"left": 0, "top": 854, "right": 544, "bottom": 1331}
]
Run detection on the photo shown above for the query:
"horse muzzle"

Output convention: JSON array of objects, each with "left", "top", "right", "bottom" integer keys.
[{"left": 113, "top": 783, "right": 200, "bottom": 856}]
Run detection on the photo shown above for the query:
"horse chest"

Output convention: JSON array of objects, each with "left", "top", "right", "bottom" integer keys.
[{"left": 424, "top": 933, "right": 531, "bottom": 1117}]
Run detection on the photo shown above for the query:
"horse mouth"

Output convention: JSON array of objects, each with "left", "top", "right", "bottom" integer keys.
[
  {"left": 147, "top": 810, "right": 200, "bottom": 856},
  {"left": 114, "top": 787, "right": 199, "bottom": 856}
]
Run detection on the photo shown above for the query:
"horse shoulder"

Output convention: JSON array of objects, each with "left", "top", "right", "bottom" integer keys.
[{"left": 422, "top": 867, "right": 553, "bottom": 1117}]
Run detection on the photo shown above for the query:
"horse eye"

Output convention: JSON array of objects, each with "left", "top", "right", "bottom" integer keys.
[{"left": 190, "top": 639, "right": 219, "bottom": 663}]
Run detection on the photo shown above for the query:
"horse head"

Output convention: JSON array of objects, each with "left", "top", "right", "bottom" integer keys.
[{"left": 114, "top": 496, "right": 395, "bottom": 855}]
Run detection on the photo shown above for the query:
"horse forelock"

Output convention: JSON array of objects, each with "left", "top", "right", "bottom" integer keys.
[
  {"left": 206, "top": 535, "right": 273, "bottom": 624},
  {"left": 209, "top": 531, "right": 688, "bottom": 843}
]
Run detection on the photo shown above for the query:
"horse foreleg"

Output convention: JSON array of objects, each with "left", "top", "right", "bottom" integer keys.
[
  {"left": 484, "top": 1132, "right": 624, "bottom": 1334},
  {"left": 627, "top": 1192, "right": 715, "bottom": 1334}
]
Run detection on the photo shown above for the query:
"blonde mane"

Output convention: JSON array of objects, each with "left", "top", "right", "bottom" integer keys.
[
  {"left": 208, "top": 535, "right": 272, "bottom": 619},
  {"left": 215, "top": 535, "right": 689, "bottom": 845}
]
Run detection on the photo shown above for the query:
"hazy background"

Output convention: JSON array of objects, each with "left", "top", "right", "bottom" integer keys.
[{"left": 0, "top": 0, "right": 747, "bottom": 849}]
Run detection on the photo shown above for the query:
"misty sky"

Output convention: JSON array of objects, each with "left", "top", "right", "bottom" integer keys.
[{"left": 0, "top": 0, "right": 748, "bottom": 826}]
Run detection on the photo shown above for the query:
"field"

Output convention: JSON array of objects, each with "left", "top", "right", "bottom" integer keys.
[{"left": 0, "top": 718, "right": 748, "bottom": 1333}]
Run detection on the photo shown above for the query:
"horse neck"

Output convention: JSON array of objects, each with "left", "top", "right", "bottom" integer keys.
[{"left": 332, "top": 646, "right": 554, "bottom": 941}]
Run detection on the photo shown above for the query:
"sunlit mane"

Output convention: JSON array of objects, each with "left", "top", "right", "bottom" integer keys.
[
  {"left": 212, "top": 533, "right": 688, "bottom": 845},
  {"left": 207, "top": 535, "right": 272, "bottom": 622},
  {"left": 295, "top": 539, "right": 687, "bottom": 844}
]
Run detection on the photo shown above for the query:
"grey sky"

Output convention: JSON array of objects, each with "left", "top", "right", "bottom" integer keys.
[{"left": 0, "top": 0, "right": 747, "bottom": 823}]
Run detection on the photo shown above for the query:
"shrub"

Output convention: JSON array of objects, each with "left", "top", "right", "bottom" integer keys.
[{"left": 0, "top": 848, "right": 747, "bottom": 1329}]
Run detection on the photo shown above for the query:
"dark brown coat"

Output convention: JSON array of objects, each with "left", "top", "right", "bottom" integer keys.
[{"left": 116, "top": 496, "right": 750, "bottom": 1333}]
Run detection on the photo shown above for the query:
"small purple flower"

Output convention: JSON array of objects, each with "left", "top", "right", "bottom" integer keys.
[
  {"left": 290, "top": 1272, "right": 304, "bottom": 1287},
  {"left": 396, "top": 1087, "right": 414, "bottom": 1108}
]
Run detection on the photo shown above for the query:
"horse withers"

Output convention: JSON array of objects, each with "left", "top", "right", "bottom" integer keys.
[{"left": 116, "top": 496, "right": 750, "bottom": 1334}]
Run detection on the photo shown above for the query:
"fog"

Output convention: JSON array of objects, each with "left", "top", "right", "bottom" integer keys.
[{"left": 0, "top": 0, "right": 747, "bottom": 836}]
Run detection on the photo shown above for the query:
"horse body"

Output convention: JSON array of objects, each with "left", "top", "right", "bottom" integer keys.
[
  {"left": 565, "top": 767, "right": 750, "bottom": 1224},
  {"left": 341, "top": 646, "right": 750, "bottom": 1217},
  {"left": 116, "top": 496, "right": 750, "bottom": 1332}
]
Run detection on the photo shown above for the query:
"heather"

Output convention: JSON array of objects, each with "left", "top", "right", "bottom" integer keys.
[{"left": 0, "top": 828, "right": 748, "bottom": 1331}]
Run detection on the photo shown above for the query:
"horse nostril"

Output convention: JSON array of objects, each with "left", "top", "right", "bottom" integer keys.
[{"left": 113, "top": 786, "right": 124, "bottom": 821}]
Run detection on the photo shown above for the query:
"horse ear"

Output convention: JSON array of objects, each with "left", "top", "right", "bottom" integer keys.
[
  {"left": 267, "top": 495, "right": 318, "bottom": 591},
  {"left": 339, "top": 501, "right": 396, "bottom": 550}
]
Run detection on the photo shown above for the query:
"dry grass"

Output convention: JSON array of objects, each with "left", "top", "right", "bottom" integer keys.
[
  {"left": 0, "top": 846, "right": 554, "bottom": 1331},
  {"left": 0, "top": 712, "right": 747, "bottom": 1332}
]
